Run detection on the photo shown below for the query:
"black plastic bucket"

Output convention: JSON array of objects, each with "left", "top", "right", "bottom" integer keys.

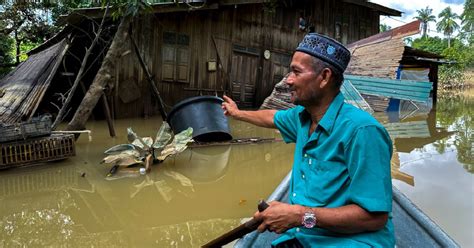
[{"left": 167, "top": 96, "right": 232, "bottom": 142}]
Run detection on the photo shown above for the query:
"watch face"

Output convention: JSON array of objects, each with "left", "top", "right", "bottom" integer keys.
[{"left": 303, "top": 213, "right": 316, "bottom": 228}]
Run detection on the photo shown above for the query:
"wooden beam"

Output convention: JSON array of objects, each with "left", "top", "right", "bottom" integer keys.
[
  {"left": 61, "top": 2, "right": 219, "bottom": 24},
  {"left": 218, "top": 0, "right": 267, "bottom": 5},
  {"left": 101, "top": 93, "right": 116, "bottom": 137}
]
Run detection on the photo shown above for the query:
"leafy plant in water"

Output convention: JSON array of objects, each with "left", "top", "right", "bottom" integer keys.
[{"left": 102, "top": 122, "right": 193, "bottom": 176}]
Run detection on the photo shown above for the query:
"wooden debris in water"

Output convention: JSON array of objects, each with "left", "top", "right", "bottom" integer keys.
[{"left": 190, "top": 137, "right": 282, "bottom": 148}]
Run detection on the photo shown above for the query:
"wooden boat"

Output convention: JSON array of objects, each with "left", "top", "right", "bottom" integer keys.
[{"left": 234, "top": 172, "right": 459, "bottom": 248}]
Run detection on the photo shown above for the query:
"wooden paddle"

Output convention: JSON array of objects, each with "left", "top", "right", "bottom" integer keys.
[{"left": 202, "top": 200, "right": 269, "bottom": 248}]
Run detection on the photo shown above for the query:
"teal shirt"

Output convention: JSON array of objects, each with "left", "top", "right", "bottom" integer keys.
[{"left": 272, "top": 92, "right": 394, "bottom": 247}]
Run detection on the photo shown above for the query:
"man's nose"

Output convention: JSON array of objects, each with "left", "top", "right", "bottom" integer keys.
[{"left": 286, "top": 73, "right": 294, "bottom": 85}]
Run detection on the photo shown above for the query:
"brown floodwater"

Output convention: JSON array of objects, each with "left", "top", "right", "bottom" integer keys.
[
  {"left": 0, "top": 90, "right": 472, "bottom": 247},
  {"left": 0, "top": 118, "right": 294, "bottom": 247}
]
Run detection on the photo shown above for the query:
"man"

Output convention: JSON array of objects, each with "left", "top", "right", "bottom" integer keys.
[{"left": 222, "top": 33, "right": 394, "bottom": 247}]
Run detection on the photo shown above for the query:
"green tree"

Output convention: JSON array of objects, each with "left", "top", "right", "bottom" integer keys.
[
  {"left": 47, "top": 0, "right": 96, "bottom": 25},
  {"left": 0, "top": 32, "right": 14, "bottom": 77},
  {"left": 437, "top": 7, "right": 460, "bottom": 47},
  {"left": 461, "top": 0, "right": 473, "bottom": 45},
  {"left": 415, "top": 6, "right": 437, "bottom": 38},
  {"left": 412, "top": 36, "right": 471, "bottom": 88},
  {"left": 0, "top": 1, "right": 56, "bottom": 64},
  {"left": 411, "top": 36, "right": 446, "bottom": 54},
  {"left": 380, "top": 23, "right": 391, "bottom": 32}
]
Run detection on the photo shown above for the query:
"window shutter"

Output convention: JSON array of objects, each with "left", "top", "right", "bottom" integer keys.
[
  {"left": 176, "top": 47, "right": 189, "bottom": 83},
  {"left": 162, "top": 45, "right": 176, "bottom": 81}
]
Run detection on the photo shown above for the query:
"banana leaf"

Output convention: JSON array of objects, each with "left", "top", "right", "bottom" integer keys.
[
  {"left": 153, "top": 121, "right": 173, "bottom": 149},
  {"left": 104, "top": 144, "right": 136, "bottom": 155},
  {"left": 132, "top": 137, "right": 153, "bottom": 149},
  {"left": 127, "top": 127, "right": 150, "bottom": 150},
  {"left": 157, "top": 127, "right": 194, "bottom": 161},
  {"left": 102, "top": 153, "right": 143, "bottom": 166}
]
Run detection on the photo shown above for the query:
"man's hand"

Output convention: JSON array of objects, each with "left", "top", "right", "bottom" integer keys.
[
  {"left": 221, "top": 95, "right": 240, "bottom": 118},
  {"left": 221, "top": 95, "right": 276, "bottom": 128},
  {"left": 254, "top": 201, "right": 305, "bottom": 234}
]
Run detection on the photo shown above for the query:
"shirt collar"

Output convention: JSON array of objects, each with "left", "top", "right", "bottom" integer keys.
[{"left": 298, "top": 92, "right": 344, "bottom": 135}]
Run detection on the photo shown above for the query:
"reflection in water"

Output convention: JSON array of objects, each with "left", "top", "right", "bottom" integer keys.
[
  {"left": 0, "top": 118, "right": 293, "bottom": 247},
  {"left": 173, "top": 146, "right": 231, "bottom": 183},
  {"left": 387, "top": 89, "right": 474, "bottom": 247},
  {"left": 435, "top": 92, "right": 473, "bottom": 170}
]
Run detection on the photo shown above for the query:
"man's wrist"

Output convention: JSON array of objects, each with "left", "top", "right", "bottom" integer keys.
[{"left": 302, "top": 207, "right": 317, "bottom": 228}]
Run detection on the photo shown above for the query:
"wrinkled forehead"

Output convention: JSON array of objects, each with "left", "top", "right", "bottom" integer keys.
[{"left": 290, "top": 51, "right": 317, "bottom": 68}]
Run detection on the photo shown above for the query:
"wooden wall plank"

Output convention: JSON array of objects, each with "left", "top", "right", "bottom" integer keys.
[{"left": 111, "top": 1, "right": 383, "bottom": 117}]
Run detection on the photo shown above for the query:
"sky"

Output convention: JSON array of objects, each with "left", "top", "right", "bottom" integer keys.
[{"left": 369, "top": 0, "right": 466, "bottom": 37}]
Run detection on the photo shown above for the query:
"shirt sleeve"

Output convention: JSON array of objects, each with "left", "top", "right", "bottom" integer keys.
[
  {"left": 345, "top": 125, "right": 393, "bottom": 212},
  {"left": 273, "top": 107, "right": 301, "bottom": 143}
]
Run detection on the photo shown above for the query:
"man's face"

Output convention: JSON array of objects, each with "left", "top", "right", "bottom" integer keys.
[{"left": 286, "top": 52, "right": 321, "bottom": 106}]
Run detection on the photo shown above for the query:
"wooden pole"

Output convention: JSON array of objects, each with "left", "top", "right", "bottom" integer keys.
[
  {"left": 101, "top": 93, "right": 115, "bottom": 137},
  {"left": 129, "top": 29, "right": 167, "bottom": 121},
  {"left": 202, "top": 201, "right": 269, "bottom": 248}
]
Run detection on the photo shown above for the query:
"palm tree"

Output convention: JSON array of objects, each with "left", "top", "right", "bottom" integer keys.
[
  {"left": 437, "top": 7, "right": 460, "bottom": 47},
  {"left": 414, "top": 6, "right": 436, "bottom": 38},
  {"left": 461, "top": 0, "right": 473, "bottom": 42}
]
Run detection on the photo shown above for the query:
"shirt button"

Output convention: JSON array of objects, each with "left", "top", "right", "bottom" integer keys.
[
  {"left": 296, "top": 227, "right": 300, "bottom": 232},
  {"left": 304, "top": 154, "right": 308, "bottom": 157},
  {"left": 301, "top": 174, "right": 305, "bottom": 179},
  {"left": 293, "top": 193, "right": 296, "bottom": 197}
]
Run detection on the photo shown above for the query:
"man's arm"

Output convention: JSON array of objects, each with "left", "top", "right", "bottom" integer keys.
[
  {"left": 222, "top": 95, "right": 277, "bottom": 128},
  {"left": 254, "top": 201, "right": 388, "bottom": 234}
]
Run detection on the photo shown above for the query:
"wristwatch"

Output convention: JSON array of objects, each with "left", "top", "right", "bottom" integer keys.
[{"left": 302, "top": 208, "right": 317, "bottom": 228}]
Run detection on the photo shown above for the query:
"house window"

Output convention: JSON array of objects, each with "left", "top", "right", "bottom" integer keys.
[{"left": 162, "top": 31, "right": 190, "bottom": 83}]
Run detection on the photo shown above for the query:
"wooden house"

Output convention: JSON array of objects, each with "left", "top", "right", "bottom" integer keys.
[{"left": 0, "top": 0, "right": 402, "bottom": 124}]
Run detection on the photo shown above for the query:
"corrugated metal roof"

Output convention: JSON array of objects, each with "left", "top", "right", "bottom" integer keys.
[
  {"left": 341, "top": 79, "right": 374, "bottom": 114},
  {"left": 345, "top": 74, "right": 433, "bottom": 103}
]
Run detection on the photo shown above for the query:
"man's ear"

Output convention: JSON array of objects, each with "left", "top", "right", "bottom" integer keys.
[{"left": 319, "top": 68, "right": 332, "bottom": 89}]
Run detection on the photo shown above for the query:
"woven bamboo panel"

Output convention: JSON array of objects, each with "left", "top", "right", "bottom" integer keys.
[
  {"left": 0, "top": 134, "right": 75, "bottom": 169},
  {"left": 0, "top": 115, "right": 52, "bottom": 143}
]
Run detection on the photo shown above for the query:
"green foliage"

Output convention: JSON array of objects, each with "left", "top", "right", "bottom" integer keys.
[
  {"left": 414, "top": 6, "right": 437, "bottom": 38},
  {"left": 19, "top": 41, "right": 42, "bottom": 61},
  {"left": 412, "top": 36, "right": 472, "bottom": 88},
  {"left": 0, "top": 32, "right": 14, "bottom": 65},
  {"left": 0, "top": 1, "right": 58, "bottom": 63},
  {"left": 411, "top": 36, "right": 446, "bottom": 54},
  {"left": 437, "top": 7, "right": 461, "bottom": 47},
  {"left": 461, "top": 0, "right": 474, "bottom": 45},
  {"left": 380, "top": 24, "right": 391, "bottom": 32},
  {"left": 48, "top": 0, "right": 96, "bottom": 25},
  {"left": 0, "top": 13, "right": 14, "bottom": 76},
  {"left": 461, "top": 0, "right": 473, "bottom": 33},
  {"left": 102, "top": 0, "right": 152, "bottom": 20},
  {"left": 438, "top": 42, "right": 469, "bottom": 88}
]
